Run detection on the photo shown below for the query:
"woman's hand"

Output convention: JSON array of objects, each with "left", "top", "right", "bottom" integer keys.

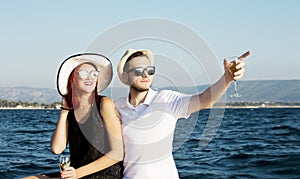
[
  {"left": 60, "top": 167, "right": 77, "bottom": 179},
  {"left": 62, "top": 97, "right": 68, "bottom": 106},
  {"left": 61, "top": 97, "right": 71, "bottom": 110}
]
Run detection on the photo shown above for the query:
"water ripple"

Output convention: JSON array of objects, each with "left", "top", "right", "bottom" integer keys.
[{"left": 1, "top": 108, "right": 300, "bottom": 178}]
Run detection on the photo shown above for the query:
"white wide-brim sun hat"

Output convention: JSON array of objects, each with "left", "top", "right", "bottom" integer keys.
[
  {"left": 57, "top": 53, "right": 113, "bottom": 96},
  {"left": 117, "top": 48, "right": 154, "bottom": 85}
]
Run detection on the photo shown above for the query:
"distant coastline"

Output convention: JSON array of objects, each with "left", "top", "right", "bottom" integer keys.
[
  {"left": 222, "top": 105, "right": 300, "bottom": 109},
  {"left": 1, "top": 105, "right": 299, "bottom": 110},
  {"left": 0, "top": 104, "right": 61, "bottom": 110},
  {"left": 1, "top": 80, "right": 300, "bottom": 105},
  {"left": 0, "top": 106, "right": 59, "bottom": 110}
]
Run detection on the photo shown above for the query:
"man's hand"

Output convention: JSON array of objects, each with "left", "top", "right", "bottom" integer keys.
[{"left": 224, "top": 51, "right": 251, "bottom": 81}]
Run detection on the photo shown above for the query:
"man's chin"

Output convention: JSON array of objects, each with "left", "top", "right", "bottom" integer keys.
[{"left": 130, "top": 85, "right": 150, "bottom": 92}]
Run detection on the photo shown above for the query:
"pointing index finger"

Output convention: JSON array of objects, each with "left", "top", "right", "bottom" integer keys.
[{"left": 238, "top": 51, "right": 251, "bottom": 61}]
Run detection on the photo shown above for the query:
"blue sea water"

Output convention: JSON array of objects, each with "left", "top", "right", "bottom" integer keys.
[{"left": 1, "top": 108, "right": 300, "bottom": 179}]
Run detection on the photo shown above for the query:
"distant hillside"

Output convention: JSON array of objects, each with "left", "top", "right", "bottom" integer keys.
[
  {"left": 0, "top": 80, "right": 299, "bottom": 104},
  {"left": 155, "top": 80, "right": 300, "bottom": 103},
  {"left": 225, "top": 80, "right": 300, "bottom": 103},
  {"left": 0, "top": 86, "right": 60, "bottom": 104}
]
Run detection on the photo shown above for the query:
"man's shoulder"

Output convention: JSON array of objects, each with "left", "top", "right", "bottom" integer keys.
[
  {"left": 148, "top": 89, "right": 177, "bottom": 98},
  {"left": 114, "top": 97, "right": 127, "bottom": 108},
  {"left": 157, "top": 89, "right": 185, "bottom": 96},
  {"left": 114, "top": 96, "right": 126, "bottom": 102},
  {"left": 154, "top": 89, "right": 191, "bottom": 103}
]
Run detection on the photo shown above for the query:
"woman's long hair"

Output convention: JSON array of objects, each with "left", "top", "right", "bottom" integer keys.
[{"left": 65, "top": 62, "right": 100, "bottom": 109}]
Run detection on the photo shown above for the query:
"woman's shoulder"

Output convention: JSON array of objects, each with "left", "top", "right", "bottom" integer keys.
[{"left": 98, "top": 95, "right": 115, "bottom": 108}]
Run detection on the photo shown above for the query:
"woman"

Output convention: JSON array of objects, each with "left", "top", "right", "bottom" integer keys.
[{"left": 24, "top": 53, "right": 123, "bottom": 179}]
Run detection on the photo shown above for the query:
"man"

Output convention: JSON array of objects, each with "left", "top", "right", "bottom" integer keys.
[{"left": 115, "top": 48, "right": 250, "bottom": 178}]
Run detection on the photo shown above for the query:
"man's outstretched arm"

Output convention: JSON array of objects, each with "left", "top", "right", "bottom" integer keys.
[{"left": 187, "top": 51, "right": 251, "bottom": 114}]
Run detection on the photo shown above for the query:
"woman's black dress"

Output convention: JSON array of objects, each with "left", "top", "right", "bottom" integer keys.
[{"left": 67, "top": 96, "right": 123, "bottom": 179}]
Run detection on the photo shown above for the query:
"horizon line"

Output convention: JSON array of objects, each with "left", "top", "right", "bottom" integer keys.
[{"left": 1, "top": 79, "right": 300, "bottom": 90}]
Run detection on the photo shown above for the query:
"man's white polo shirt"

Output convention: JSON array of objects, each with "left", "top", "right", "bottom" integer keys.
[{"left": 115, "top": 88, "right": 192, "bottom": 179}]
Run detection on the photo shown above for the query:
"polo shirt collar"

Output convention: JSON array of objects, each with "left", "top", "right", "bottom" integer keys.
[
  {"left": 123, "top": 88, "right": 156, "bottom": 108},
  {"left": 143, "top": 88, "right": 156, "bottom": 105}
]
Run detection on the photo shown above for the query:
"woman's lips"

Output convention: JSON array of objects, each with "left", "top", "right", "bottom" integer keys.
[{"left": 84, "top": 81, "right": 93, "bottom": 85}]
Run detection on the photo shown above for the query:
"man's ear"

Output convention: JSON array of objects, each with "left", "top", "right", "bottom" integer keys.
[{"left": 122, "top": 72, "right": 129, "bottom": 84}]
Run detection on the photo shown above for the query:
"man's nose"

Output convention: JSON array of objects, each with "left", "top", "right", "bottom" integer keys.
[{"left": 141, "top": 70, "right": 148, "bottom": 78}]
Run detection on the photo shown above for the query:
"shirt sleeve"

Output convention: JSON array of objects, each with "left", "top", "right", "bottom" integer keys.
[{"left": 160, "top": 90, "right": 192, "bottom": 119}]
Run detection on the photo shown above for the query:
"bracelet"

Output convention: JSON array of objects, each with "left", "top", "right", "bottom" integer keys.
[{"left": 60, "top": 106, "right": 72, "bottom": 110}]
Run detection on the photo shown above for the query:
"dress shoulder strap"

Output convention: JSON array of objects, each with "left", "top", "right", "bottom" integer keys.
[{"left": 96, "top": 95, "right": 106, "bottom": 113}]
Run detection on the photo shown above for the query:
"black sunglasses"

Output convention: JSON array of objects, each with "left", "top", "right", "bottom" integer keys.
[{"left": 127, "top": 66, "right": 155, "bottom": 76}]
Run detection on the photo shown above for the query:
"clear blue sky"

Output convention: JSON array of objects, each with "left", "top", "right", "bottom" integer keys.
[{"left": 1, "top": 0, "right": 299, "bottom": 89}]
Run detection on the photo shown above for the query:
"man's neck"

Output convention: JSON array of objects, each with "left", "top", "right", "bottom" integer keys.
[{"left": 129, "top": 89, "right": 149, "bottom": 106}]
